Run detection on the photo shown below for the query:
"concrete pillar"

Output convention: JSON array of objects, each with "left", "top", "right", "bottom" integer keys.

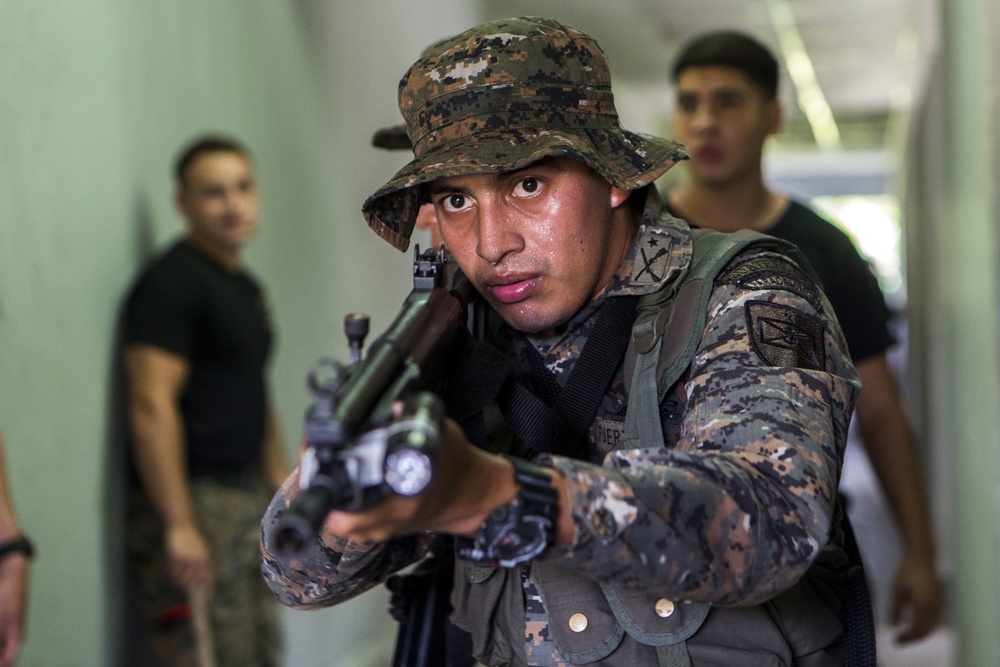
[{"left": 939, "top": 0, "right": 1000, "bottom": 664}]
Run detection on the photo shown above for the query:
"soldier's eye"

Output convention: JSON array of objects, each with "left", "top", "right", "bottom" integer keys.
[
  {"left": 718, "top": 93, "right": 742, "bottom": 109},
  {"left": 515, "top": 177, "right": 539, "bottom": 195},
  {"left": 677, "top": 95, "right": 697, "bottom": 114},
  {"left": 439, "top": 193, "right": 469, "bottom": 213}
]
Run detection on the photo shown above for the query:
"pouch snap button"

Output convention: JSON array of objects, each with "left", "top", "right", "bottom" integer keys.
[{"left": 655, "top": 599, "right": 675, "bottom": 618}]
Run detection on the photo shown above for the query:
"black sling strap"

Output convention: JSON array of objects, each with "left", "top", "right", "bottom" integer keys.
[
  {"left": 498, "top": 295, "right": 639, "bottom": 458},
  {"left": 842, "top": 513, "right": 878, "bottom": 666},
  {"left": 444, "top": 324, "right": 512, "bottom": 449}
]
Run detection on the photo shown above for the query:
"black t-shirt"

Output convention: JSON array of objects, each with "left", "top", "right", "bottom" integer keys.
[
  {"left": 123, "top": 241, "right": 274, "bottom": 477},
  {"left": 765, "top": 201, "right": 894, "bottom": 363},
  {"left": 666, "top": 199, "right": 894, "bottom": 363}
]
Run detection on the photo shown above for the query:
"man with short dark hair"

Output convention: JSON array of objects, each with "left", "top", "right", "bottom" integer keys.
[
  {"left": 262, "top": 18, "right": 861, "bottom": 665},
  {"left": 666, "top": 30, "right": 942, "bottom": 644},
  {"left": 123, "top": 136, "right": 287, "bottom": 666}
]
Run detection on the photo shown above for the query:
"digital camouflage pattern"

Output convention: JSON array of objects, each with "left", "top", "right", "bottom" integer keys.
[
  {"left": 259, "top": 482, "right": 429, "bottom": 610},
  {"left": 362, "top": 16, "right": 688, "bottom": 251},
  {"left": 130, "top": 477, "right": 281, "bottom": 667},
  {"left": 260, "top": 189, "right": 860, "bottom": 664}
]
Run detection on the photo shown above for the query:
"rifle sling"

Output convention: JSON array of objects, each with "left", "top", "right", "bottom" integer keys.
[{"left": 500, "top": 295, "right": 639, "bottom": 458}]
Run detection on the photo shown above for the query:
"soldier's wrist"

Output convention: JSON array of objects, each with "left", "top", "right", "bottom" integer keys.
[{"left": 0, "top": 535, "right": 33, "bottom": 562}]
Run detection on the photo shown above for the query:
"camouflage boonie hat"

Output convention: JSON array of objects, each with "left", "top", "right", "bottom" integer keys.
[{"left": 362, "top": 16, "right": 689, "bottom": 251}]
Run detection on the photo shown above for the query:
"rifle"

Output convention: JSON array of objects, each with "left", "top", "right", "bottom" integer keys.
[{"left": 272, "top": 246, "right": 477, "bottom": 555}]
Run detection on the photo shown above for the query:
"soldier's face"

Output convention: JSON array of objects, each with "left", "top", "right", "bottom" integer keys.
[
  {"left": 430, "top": 157, "right": 633, "bottom": 335},
  {"left": 672, "top": 65, "right": 781, "bottom": 187},
  {"left": 176, "top": 151, "right": 260, "bottom": 256}
]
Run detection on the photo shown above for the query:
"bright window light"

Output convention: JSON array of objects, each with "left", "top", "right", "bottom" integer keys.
[{"left": 813, "top": 194, "right": 904, "bottom": 301}]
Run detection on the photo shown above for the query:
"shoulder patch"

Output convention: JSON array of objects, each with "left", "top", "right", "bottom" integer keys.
[
  {"left": 745, "top": 300, "right": 826, "bottom": 371},
  {"left": 719, "top": 254, "right": 822, "bottom": 310},
  {"left": 630, "top": 234, "right": 673, "bottom": 286}
]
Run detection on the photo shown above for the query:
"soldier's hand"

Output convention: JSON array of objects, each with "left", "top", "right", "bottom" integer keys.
[
  {"left": 165, "top": 523, "right": 213, "bottom": 594},
  {"left": 890, "top": 550, "right": 942, "bottom": 643},
  {"left": 320, "top": 418, "right": 518, "bottom": 543}
]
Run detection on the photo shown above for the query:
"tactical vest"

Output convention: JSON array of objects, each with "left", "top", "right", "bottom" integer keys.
[{"left": 450, "top": 228, "right": 864, "bottom": 666}]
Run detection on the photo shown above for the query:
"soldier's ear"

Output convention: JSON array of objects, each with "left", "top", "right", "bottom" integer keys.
[
  {"left": 609, "top": 185, "right": 632, "bottom": 210},
  {"left": 174, "top": 185, "right": 192, "bottom": 218},
  {"left": 767, "top": 99, "right": 783, "bottom": 136}
]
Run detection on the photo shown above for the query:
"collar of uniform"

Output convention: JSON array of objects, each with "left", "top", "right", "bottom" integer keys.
[{"left": 602, "top": 186, "right": 693, "bottom": 299}]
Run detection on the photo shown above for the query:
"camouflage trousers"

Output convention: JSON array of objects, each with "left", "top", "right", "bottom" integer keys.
[{"left": 127, "top": 474, "right": 282, "bottom": 667}]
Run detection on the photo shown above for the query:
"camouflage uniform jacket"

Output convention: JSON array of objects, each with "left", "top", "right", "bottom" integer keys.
[{"left": 260, "top": 188, "right": 861, "bottom": 665}]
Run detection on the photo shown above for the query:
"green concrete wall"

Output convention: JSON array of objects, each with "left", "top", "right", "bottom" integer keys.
[
  {"left": 939, "top": 0, "right": 1000, "bottom": 664},
  {"left": 0, "top": 2, "right": 359, "bottom": 664}
]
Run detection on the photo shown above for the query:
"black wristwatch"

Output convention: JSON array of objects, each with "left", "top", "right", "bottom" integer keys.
[
  {"left": 457, "top": 457, "right": 559, "bottom": 569},
  {"left": 0, "top": 535, "right": 33, "bottom": 561}
]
